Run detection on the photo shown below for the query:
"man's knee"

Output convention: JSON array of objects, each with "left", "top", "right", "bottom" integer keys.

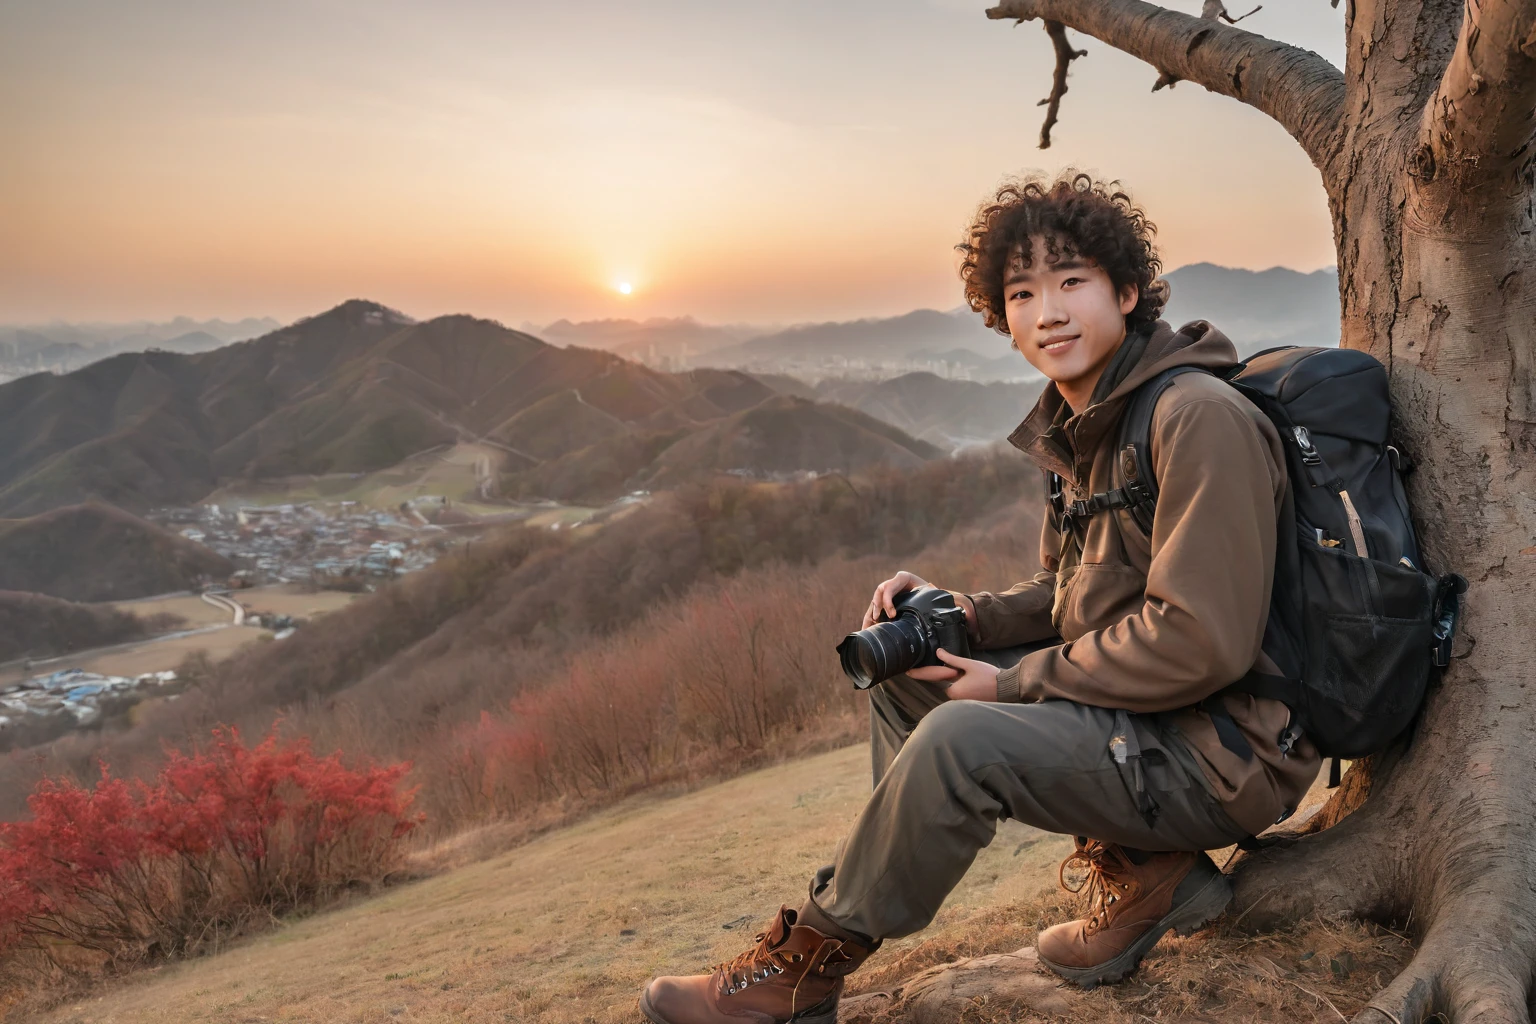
[{"left": 902, "top": 700, "right": 995, "bottom": 764}]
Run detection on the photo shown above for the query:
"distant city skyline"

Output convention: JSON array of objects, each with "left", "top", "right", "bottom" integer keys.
[{"left": 2, "top": 1, "right": 1344, "bottom": 325}]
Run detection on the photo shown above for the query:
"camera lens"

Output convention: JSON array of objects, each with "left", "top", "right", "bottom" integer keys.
[{"left": 837, "top": 617, "right": 927, "bottom": 689}]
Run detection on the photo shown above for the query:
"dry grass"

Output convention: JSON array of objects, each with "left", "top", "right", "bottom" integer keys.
[
  {"left": 23, "top": 744, "right": 1068, "bottom": 1024},
  {"left": 843, "top": 893, "right": 1411, "bottom": 1024},
  {"left": 20, "top": 743, "right": 1407, "bottom": 1024}
]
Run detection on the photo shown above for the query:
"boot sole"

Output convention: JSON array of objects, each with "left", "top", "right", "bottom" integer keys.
[
  {"left": 1038, "top": 868, "right": 1233, "bottom": 989},
  {"left": 639, "top": 987, "right": 839, "bottom": 1024}
]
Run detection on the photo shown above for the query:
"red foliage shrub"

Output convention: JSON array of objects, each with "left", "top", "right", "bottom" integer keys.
[{"left": 0, "top": 729, "right": 418, "bottom": 979}]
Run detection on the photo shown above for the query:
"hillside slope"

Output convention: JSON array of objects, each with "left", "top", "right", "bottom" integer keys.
[
  {"left": 29, "top": 742, "right": 1377, "bottom": 1024},
  {"left": 0, "top": 502, "right": 232, "bottom": 601},
  {"left": 0, "top": 590, "right": 168, "bottom": 662},
  {"left": 27, "top": 744, "right": 1067, "bottom": 1024}
]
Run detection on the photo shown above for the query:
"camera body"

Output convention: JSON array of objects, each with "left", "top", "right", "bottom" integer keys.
[{"left": 836, "top": 587, "right": 972, "bottom": 689}]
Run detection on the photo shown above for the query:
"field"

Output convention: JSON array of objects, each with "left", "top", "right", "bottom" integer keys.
[
  {"left": 0, "top": 586, "right": 363, "bottom": 687},
  {"left": 27, "top": 744, "right": 1070, "bottom": 1024}
]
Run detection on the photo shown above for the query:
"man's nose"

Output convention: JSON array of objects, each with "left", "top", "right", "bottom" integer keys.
[{"left": 1037, "top": 291, "right": 1068, "bottom": 327}]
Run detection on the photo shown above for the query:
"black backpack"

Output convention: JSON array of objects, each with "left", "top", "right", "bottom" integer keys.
[{"left": 1051, "top": 340, "right": 1466, "bottom": 777}]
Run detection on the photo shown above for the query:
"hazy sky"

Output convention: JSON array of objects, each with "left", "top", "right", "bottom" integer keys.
[{"left": 0, "top": 1, "right": 1345, "bottom": 326}]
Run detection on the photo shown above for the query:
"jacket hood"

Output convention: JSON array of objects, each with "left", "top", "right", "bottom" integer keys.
[{"left": 1008, "top": 319, "right": 1241, "bottom": 479}]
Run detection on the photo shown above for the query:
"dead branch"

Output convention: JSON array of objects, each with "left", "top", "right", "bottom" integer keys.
[
  {"left": 1153, "top": 2, "right": 1262, "bottom": 91},
  {"left": 1038, "top": 21, "right": 1088, "bottom": 148},
  {"left": 987, "top": 0, "right": 1344, "bottom": 171}
]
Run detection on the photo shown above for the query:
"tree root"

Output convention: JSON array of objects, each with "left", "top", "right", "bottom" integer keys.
[
  {"left": 1352, "top": 925, "right": 1534, "bottom": 1024},
  {"left": 1229, "top": 811, "right": 1400, "bottom": 931},
  {"left": 840, "top": 945, "right": 1072, "bottom": 1023}
]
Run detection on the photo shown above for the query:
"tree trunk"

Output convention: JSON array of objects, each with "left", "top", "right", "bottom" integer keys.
[{"left": 1231, "top": 135, "right": 1536, "bottom": 1024}]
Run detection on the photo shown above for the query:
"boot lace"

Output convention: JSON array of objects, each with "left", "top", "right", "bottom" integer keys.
[
  {"left": 1058, "top": 840, "right": 1140, "bottom": 934},
  {"left": 712, "top": 929, "right": 801, "bottom": 994}
]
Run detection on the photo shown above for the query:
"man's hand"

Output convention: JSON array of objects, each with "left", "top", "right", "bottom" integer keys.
[
  {"left": 908, "top": 649, "right": 1001, "bottom": 702},
  {"left": 862, "top": 570, "right": 930, "bottom": 628}
]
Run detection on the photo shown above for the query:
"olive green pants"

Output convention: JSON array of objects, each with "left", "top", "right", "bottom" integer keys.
[{"left": 809, "top": 645, "right": 1248, "bottom": 942}]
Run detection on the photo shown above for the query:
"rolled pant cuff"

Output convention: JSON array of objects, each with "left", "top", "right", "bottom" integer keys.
[{"left": 801, "top": 865, "right": 877, "bottom": 946}]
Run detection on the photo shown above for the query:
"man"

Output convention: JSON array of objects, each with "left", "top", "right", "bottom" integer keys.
[{"left": 640, "top": 172, "right": 1321, "bottom": 1024}]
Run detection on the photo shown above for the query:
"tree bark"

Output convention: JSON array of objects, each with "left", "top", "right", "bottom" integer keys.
[{"left": 967, "top": 1, "right": 1536, "bottom": 1021}]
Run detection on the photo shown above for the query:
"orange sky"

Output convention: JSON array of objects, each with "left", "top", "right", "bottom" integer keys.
[{"left": 0, "top": 2, "right": 1345, "bottom": 326}]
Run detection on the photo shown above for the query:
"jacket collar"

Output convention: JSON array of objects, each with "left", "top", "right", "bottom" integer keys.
[{"left": 1007, "top": 319, "right": 1240, "bottom": 481}]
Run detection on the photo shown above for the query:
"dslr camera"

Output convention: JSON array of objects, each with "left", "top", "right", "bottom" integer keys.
[{"left": 837, "top": 587, "right": 971, "bottom": 689}]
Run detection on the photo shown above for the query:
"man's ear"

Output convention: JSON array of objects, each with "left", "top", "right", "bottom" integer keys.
[{"left": 1118, "top": 282, "right": 1139, "bottom": 316}]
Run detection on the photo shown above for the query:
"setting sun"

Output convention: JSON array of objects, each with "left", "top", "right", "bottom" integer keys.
[{"left": 617, "top": 282, "right": 633, "bottom": 296}]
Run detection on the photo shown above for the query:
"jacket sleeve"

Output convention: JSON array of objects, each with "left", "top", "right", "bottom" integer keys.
[
  {"left": 994, "top": 396, "right": 1280, "bottom": 711},
  {"left": 965, "top": 509, "right": 1062, "bottom": 649}
]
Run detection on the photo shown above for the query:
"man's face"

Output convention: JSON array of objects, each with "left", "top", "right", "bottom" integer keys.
[{"left": 1003, "top": 239, "right": 1138, "bottom": 401}]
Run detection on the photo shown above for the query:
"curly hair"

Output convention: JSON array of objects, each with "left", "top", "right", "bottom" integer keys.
[{"left": 958, "top": 171, "right": 1167, "bottom": 337}]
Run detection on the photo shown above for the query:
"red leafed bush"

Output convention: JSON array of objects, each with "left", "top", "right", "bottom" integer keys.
[{"left": 0, "top": 729, "right": 419, "bottom": 978}]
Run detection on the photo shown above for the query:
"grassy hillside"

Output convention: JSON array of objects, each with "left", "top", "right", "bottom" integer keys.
[
  {"left": 0, "top": 503, "right": 232, "bottom": 601},
  {"left": 0, "top": 591, "right": 174, "bottom": 663},
  {"left": 24, "top": 744, "right": 1402, "bottom": 1024}
]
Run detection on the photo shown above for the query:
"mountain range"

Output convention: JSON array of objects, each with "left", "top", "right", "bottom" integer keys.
[
  {"left": 0, "top": 316, "right": 280, "bottom": 383},
  {"left": 0, "top": 301, "right": 946, "bottom": 517}
]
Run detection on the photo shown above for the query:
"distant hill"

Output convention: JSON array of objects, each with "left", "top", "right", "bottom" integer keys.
[
  {"left": 0, "top": 316, "right": 279, "bottom": 382},
  {"left": 698, "top": 308, "right": 1022, "bottom": 382},
  {"left": 0, "top": 302, "right": 938, "bottom": 515},
  {"left": 805, "top": 372, "right": 1046, "bottom": 450},
  {"left": 0, "top": 503, "right": 232, "bottom": 602},
  {"left": 644, "top": 395, "right": 942, "bottom": 486},
  {"left": 501, "top": 392, "right": 941, "bottom": 503},
  {"left": 1161, "top": 263, "right": 1339, "bottom": 355},
  {"left": 529, "top": 316, "right": 758, "bottom": 364},
  {"left": 0, "top": 590, "right": 170, "bottom": 663},
  {"left": 657, "top": 262, "right": 1340, "bottom": 380}
]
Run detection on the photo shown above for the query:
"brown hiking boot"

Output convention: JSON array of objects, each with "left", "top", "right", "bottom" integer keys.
[
  {"left": 1037, "top": 838, "right": 1232, "bottom": 988},
  {"left": 640, "top": 905, "right": 877, "bottom": 1024}
]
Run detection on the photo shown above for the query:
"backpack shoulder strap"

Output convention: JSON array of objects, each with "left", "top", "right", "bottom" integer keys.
[{"left": 1114, "top": 365, "right": 1216, "bottom": 536}]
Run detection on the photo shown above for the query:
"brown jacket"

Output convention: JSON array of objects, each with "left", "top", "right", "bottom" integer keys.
[{"left": 969, "top": 320, "right": 1320, "bottom": 836}]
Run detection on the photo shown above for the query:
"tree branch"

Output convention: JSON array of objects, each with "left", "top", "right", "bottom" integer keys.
[
  {"left": 987, "top": 0, "right": 1345, "bottom": 170},
  {"left": 1038, "top": 21, "right": 1089, "bottom": 148},
  {"left": 1415, "top": 0, "right": 1536, "bottom": 206},
  {"left": 1153, "top": 2, "right": 1262, "bottom": 91}
]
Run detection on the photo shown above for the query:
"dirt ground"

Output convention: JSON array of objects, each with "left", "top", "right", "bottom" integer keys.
[{"left": 25, "top": 744, "right": 1380, "bottom": 1024}]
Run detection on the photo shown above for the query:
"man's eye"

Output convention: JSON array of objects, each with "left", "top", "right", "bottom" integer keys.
[
  {"left": 1063, "top": 277, "right": 1084, "bottom": 286},
  {"left": 1009, "top": 290, "right": 1032, "bottom": 301}
]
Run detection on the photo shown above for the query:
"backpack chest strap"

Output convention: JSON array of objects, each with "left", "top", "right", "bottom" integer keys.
[{"left": 1060, "top": 479, "right": 1154, "bottom": 522}]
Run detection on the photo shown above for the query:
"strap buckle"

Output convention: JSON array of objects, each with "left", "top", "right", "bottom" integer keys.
[
  {"left": 1276, "top": 723, "right": 1302, "bottom": 758},
  {"left": 1292, "top": 425, "right": 1323, "bottom": 466}
]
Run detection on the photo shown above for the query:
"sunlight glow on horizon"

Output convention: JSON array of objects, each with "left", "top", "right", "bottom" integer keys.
[{"left": 0, "top": 1, "right": 1345, "bottom": 325}]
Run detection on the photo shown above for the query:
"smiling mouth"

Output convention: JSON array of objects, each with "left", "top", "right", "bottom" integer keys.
[{"left": 1040, "top": 335, "right": 1078, "bottom": 353}]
